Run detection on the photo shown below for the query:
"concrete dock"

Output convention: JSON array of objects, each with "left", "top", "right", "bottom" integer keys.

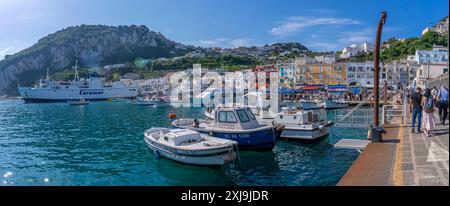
[{"left": 338, "top": 110, "right": 449, "bottom": 186}]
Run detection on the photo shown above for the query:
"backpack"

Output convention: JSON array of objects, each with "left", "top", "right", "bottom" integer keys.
[{"left": 424, "top": 97, "right": 434, "bottom": 113}]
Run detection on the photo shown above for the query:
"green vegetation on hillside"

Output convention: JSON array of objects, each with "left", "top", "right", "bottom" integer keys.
[{"left": 380, "top": 31, "right": 448, "bottom": 62}]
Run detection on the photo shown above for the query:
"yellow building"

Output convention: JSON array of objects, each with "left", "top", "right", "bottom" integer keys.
[{"left": 305, "top": 63, "right": 347, "bottom": 85}]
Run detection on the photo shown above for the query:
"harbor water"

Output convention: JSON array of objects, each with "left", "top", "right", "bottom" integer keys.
[{"left": 0, "top": 99, "right": 367, "bottom": 186}]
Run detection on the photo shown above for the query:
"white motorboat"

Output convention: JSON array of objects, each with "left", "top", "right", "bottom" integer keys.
[
  {"left": 134, "top": 96, "right": 155, "bottom": 106},
  {"left": 274, "top": 110, "right": 332, "bottom": 141},
  {"left": 68, "top": 98, "right": 89, "bottom": 105},
  {"left": 144, "top": 128, "right": 237, "bottom": 166},
  {"left": 323, "top": 100, "right": 348, "bottom": 110},
  {"left": 300, "top": 100, "right": 323, "bottom": 110},
  {"left": 254, "top": 106, "right": 332, "bottom": 141}
]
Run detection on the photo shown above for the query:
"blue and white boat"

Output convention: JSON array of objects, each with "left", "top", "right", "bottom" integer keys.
[{"left": 172, "top": 107, "right": 279, "bottom": 151}]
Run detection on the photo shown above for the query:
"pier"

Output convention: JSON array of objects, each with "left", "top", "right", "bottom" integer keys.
[{"left": 338, "top": 109, "right": 449, "bottom": 186}]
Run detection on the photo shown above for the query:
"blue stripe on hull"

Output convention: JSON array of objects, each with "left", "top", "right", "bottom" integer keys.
[
  {"left": 22, "top": 97, "right": 135, "bottom": 103},
  {"left": 206, "top": 129, "right": 276, "bottom": 151}
]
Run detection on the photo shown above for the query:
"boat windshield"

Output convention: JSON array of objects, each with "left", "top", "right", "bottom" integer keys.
[
  {"left": 218, "top": 111, "right": 238, "bottom": 123},
  {"left": 246, "top": 108, "right": 256, "bottom": 120},
  {"left": 236, "top": 109, "right": 250, "bottom": 122}
]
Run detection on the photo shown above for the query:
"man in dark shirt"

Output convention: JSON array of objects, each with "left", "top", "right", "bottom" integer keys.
[{"left": 410, "top": 87, "right": 423, "bottom": 133}]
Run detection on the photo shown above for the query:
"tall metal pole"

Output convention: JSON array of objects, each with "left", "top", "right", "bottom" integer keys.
[{"left": 373, "top": 11, "right": 387, "bottom": 127}]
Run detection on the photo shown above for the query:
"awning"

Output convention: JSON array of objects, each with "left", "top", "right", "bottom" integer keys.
[{"left": 304, "top": 86, "right": 320, "bottom": 90}]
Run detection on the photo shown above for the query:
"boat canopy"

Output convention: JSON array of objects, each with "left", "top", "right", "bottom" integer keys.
[
  {"left": 327, "top": 85, "right": 347, "bottom": 92},
  {"left": 279, "top": 87, "right": 301, "bottom": 94}
]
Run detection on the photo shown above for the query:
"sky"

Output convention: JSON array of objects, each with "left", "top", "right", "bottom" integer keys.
[{"left": 0, "top": 0, "right": 448, "bottom": 60}]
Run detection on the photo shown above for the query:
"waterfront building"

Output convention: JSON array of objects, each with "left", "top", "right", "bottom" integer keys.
[
  {"left": 346, "top": 61, "right": 376, "bottom": 87},
  {"left": 415, "top": 45, "right": 449, "bottom": 64},
  {"left": 416, "top": 63, "right": 449, "bottom": 88},
  {"left": 294, "top": 56, "right": 317, "bottom": 85},
  {"left": 306, "top": 63, "right": 347, "bottom": 86},
  {"left": 277, "top": 62, "right": 296, "bottom": 87},
  {"left": 253, "top": 65, "right": 278, "bottom": 92}
]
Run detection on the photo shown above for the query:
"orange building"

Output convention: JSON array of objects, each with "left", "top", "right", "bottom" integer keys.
[{"left": 305, "top": 63, "right": 347, "bottom": 85}]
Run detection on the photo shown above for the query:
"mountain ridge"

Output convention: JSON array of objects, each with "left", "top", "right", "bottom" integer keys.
[{"left": 0, "top": 24, "right": 309, "bottom": 95}]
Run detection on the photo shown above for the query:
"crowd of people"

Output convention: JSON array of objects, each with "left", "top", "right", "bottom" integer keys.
[{"left": 409, "top": 85, "right": 449, "bottom": 137}]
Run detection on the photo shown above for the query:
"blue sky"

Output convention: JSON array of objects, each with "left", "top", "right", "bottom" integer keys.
[{"left": 0, "top": 0, "right": 448, "bottom": 59}]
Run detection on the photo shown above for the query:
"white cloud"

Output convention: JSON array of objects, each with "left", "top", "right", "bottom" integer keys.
[
  {"left": 0, "top": 46, "right": 14, "bottom": 60},
  {"left": 337, "top": 28, "right": 375, "bottom": 44},
  {"left": 270, "top": 16, "right": 362, "bottom": 36},
  {"left": 189, "top": 38, "right": 254, "bottom": 48}
]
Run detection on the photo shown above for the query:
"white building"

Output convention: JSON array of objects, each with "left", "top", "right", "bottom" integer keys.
[
  {"left": 294, "top": 56, "right": 317, "bottom": 84},
  {"left": 415, "top": 45, "right": 449, "bottom": 64},
  {"left": 346, "top": 61, "right": 376, "bottom": 87},
  {"left": 340, "top": 42, "right": 374, "bottom": 59},
  {"left": 416, "top": 63, "right": 449, "bottom": 89},
  {"left": 314, "top": 55, "right": 336, "bottom": 64}
]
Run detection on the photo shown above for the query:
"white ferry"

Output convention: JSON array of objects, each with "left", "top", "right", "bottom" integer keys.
[{"left": 18, "top": 61, "right": 138, "bottom": 103}]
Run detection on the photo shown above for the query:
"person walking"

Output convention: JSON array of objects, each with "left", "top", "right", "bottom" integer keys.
[
  {"left": 422, "top": 88, "right": 436, "bottom": 137},
  {"left": 410, "top": 87, "right": 423, "bottom": 133},
  {"left": 437, "top": 86, "right": 449, "bottom": 125}
]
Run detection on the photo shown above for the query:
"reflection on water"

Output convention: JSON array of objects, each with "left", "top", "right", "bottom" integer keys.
[{"left": 0, "top": 99, "right": 361, "bottom": 186}]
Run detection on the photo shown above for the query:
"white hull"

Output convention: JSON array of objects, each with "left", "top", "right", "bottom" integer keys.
[
  {"left": 324, "top": 100, "right": 348, "bottom": 109},
  {"left": 144, "top": 134, "right": 235, "bottom": 166},
  {"left": 280, "top": 126, "right": 329, "bottom": 140},
  {"left": 19, "top": 87, "right": 138, "bottom": 102},
  {"left": 300, "top": 101, "right": 323, "bottom": 110}
]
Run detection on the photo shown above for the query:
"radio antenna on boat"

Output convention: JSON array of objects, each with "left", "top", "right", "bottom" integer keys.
[
  {"left": 46, "top": 67, "right": 50, "bottom": 80},
  {"left": 73, "top": 60, "right": 80, "bottom": 82}
]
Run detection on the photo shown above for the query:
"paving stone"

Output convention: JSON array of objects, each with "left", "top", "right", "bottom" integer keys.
[
  {"left": 418, "top": 177, "right": 445, "bottom": 186},
  {"left": 402, "top": 156, "right": 412, "bottom": 163},
  {"left": 402, "top": 171, "right": 415, "bottom": 185},
  {"left": 414, "top": 157, "right": 434, "bottom": 166},
  {"left": 402, "top": 163, "right": 414, "bottom": 170},
  {"left": 416, "top": 166, "right": 439, "bottom": 178}
]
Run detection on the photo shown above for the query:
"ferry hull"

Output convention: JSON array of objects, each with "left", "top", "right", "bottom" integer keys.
[{"left": 19, "top": 87, "right": 138, "bottom": 103}]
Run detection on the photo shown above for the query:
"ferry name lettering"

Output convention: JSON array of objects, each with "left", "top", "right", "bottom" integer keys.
[{"left": 80, "top": 90, "right": 105, "bottom": 95}]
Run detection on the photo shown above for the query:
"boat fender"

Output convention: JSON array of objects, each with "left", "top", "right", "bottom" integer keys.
[
  {"left": 154, "top": 150, "right": 161, "bottom": 159},
  {"left": 193, "top": 119, "right": 200, "bottom": 128},
  {"left": 319, "top": 125, "right": 324, "bottom": 129}
]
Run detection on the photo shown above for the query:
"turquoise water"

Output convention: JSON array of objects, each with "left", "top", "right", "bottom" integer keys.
[{"left": 0, "top": 99, "right": 365, "bottom": 186}]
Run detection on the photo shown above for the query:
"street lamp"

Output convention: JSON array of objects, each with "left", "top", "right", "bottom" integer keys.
[{"left": 372, "top": 11, "right": 387, "bottom": 142}]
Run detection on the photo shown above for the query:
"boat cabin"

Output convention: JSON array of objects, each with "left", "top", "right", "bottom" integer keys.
[
  {"left": 212, "top": 107, "right": 262, "bottom": 130},
  {"left": 274, "top": 111, "right": 320, "bottom": 125}
]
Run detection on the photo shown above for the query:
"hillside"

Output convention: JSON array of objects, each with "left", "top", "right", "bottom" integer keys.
[
  {"left": 0, "top": 25, "right": 196, "bottom": 95},
  {"left": 0, "top": 24, "right": 309, "bottom": 95}
]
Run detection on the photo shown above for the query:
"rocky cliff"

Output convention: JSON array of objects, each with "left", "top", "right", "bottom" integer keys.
[{"left": 0, "top": 25, "right": 194, "bottom": 95}]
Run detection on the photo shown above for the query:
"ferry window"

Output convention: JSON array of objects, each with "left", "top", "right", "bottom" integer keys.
[
  {"left": 218, "top": 111, "right": 237, "bottom": 123},
  {"left": 236, "top": 109, "right": 250, "bottom": 122},
  {"left": 246, "top": 108, "right": 255, "bottom": 120}
]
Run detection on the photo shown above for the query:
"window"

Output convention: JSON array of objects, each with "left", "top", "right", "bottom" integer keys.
[
  {"left": 218, "top": 111, "right": 238, "bottom": 123},
  {"left": 236, "top": 109, "right": 250, "bottom": 122},
  {"left": 246, "top": 108, "right": 256, "bottom": 120}
]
